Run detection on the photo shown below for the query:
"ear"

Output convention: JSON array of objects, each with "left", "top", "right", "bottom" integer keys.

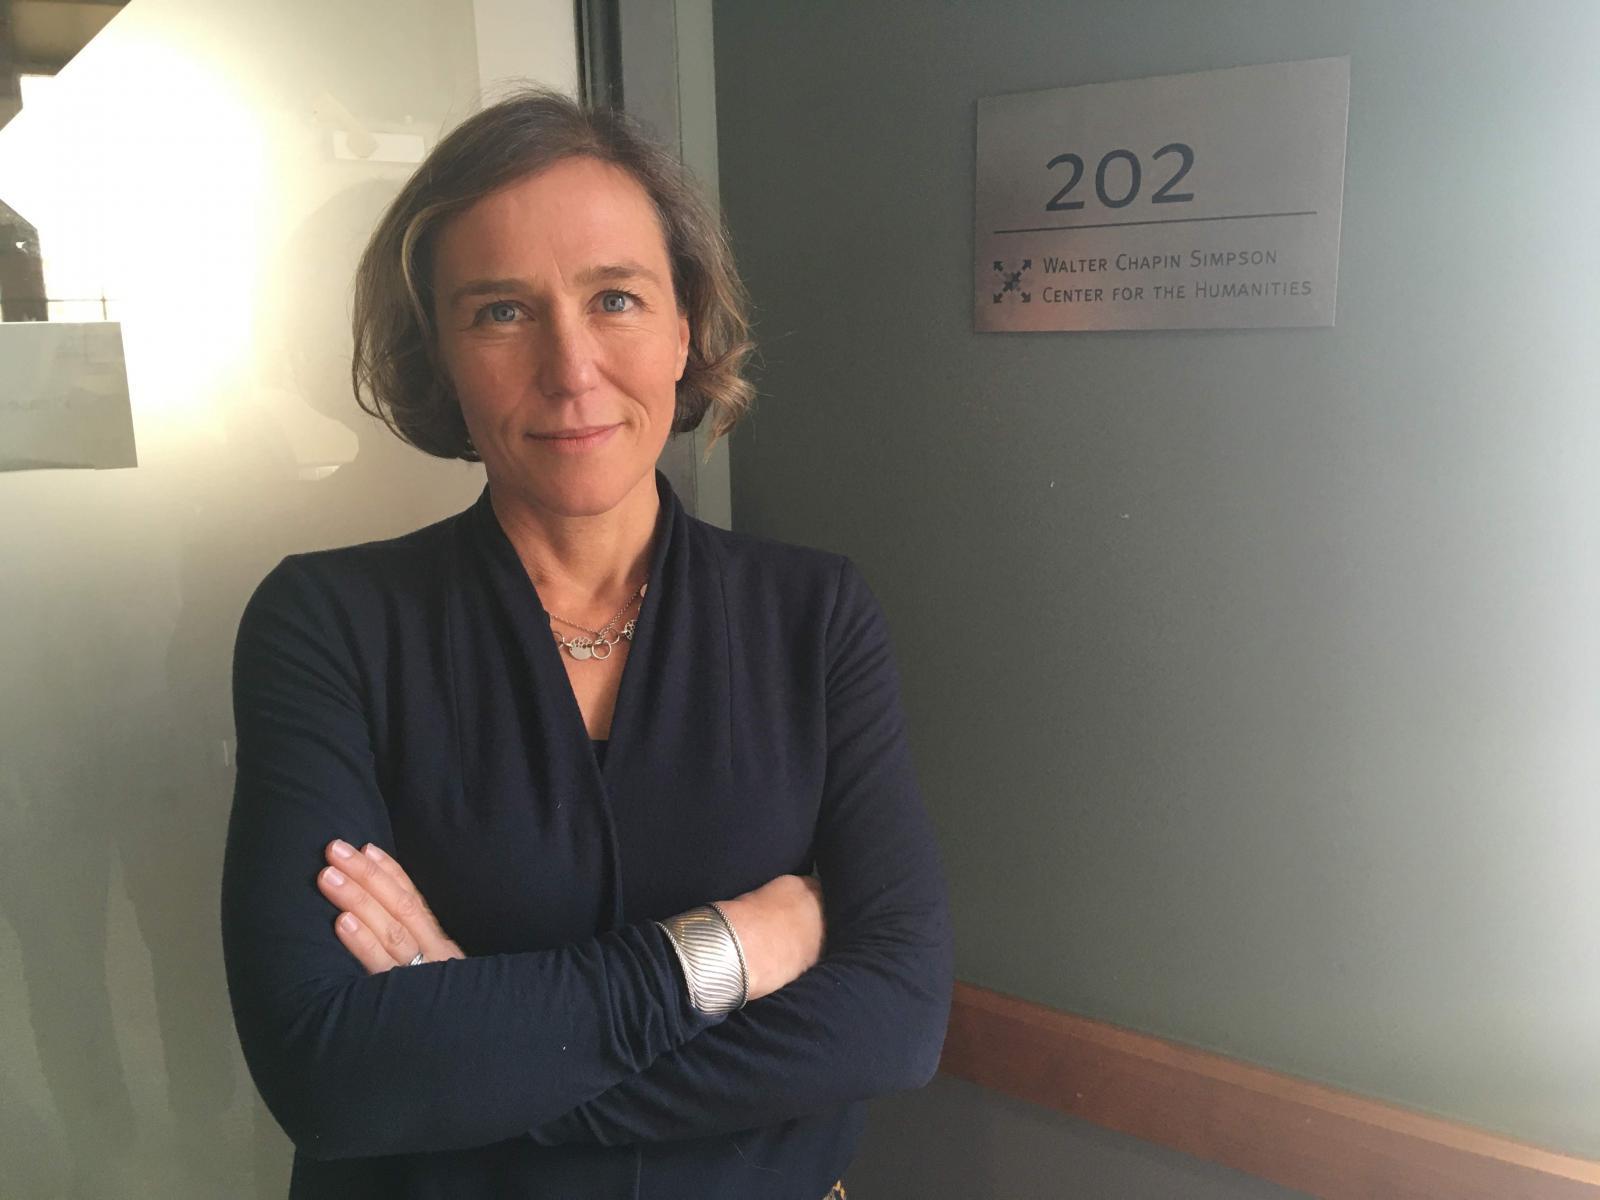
[{"left": 674, "top": 314, "right": 690, "bottom": 382}]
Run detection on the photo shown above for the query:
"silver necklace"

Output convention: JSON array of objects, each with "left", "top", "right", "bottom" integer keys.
[{"left": 549, "top": 581, "right": 646, "bottom": 662}]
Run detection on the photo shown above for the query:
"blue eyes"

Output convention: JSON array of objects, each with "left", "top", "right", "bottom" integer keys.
[{"left": 474, "top": 291, "right": 638, "bottom": 326}]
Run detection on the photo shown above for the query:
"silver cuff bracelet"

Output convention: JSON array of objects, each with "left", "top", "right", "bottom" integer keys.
[{"left": 655, "top": 902, "right": 749, "bottom": 1017}]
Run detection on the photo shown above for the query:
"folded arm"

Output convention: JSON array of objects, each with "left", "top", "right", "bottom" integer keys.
[
  {"left": 220, "top": 559, "right": 714, "bottom": 1161},
  {"left": 528, "top": 557, "right": 954, "bottom": 1146}
]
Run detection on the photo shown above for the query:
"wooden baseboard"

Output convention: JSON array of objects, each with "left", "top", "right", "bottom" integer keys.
[{"left": 939, "top": 982, "right": 1600, "bottom": 1200}]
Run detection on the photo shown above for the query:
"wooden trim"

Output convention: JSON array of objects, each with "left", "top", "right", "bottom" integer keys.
[{"left": 940, "top": 982, "right": 1600, "bottom": 1200}]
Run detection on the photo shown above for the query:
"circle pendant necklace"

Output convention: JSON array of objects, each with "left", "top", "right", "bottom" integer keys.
[{"left": 549, "top": 581, "right": 646, "bottom": 662}]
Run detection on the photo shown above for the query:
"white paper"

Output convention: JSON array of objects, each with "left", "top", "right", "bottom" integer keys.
[{"left": 0, "top": 321, "right": 137, "bottom": 470}]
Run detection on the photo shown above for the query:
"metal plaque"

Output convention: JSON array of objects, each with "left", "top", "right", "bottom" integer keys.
[{"left": 976, "top": 57, "right": 1349, "bottom": 332}]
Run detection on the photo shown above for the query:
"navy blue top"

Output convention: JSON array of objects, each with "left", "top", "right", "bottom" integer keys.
[{"left": 220, "top": 472, "right": 953, "bottom": 1198}]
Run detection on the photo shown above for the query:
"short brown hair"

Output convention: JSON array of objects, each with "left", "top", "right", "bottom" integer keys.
[{"left": 351, "top": 88, "right": 754, "bottom": 460}]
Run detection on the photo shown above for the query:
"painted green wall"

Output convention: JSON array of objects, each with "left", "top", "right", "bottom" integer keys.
[{"left": 715, "top": 0, "right": 1600, "bottom": 1156}]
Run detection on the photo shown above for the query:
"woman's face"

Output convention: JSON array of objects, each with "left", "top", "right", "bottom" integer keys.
[{"left": 431, "top": 156, "right": 690, "bottom": 519}]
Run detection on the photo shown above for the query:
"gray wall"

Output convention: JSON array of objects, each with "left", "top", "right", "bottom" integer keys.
[
  {"left": 847, "top": 1076, "right": 1309, "bottom": 1200},
  {"left": 712, "top": 0, "right": 1600, "bottom": 1184}
]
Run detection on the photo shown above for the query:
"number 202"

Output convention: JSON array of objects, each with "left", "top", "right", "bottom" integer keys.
[{"left": 1045, "top": 143, "right": 1195, "bottom": 211}]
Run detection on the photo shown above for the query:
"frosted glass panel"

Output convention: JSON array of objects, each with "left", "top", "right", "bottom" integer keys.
[{"left": 0, "top": 1, "right": 575, "bottom": 1194}]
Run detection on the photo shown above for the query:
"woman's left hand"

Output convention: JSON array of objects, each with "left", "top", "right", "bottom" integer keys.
[{"left": 317, "top": 840, "right": 465, "bottom": 974}]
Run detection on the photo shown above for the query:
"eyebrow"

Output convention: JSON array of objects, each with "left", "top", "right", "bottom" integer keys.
[
  {"left": 445, "top": 262, "right": 665, "bottom": 309},
  {"left": 576, "top": 261, "right": 665, "bottom": 288}
]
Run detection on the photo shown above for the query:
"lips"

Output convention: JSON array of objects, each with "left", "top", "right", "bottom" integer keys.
[{"left": 527, "top": 424, "right": 620, "bottom": 452}]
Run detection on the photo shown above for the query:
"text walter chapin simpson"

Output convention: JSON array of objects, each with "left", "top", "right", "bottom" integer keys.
[{"left": 1030, "top": 248, "right": 1311, "bottom": 304}]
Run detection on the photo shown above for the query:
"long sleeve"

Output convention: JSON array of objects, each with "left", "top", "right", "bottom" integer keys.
[
  {"left": 527, "top": 557, "right": 953, "bottom": 1146},
  {"left": 220, "top": 558, "right": 714, "bottom": 1162}
]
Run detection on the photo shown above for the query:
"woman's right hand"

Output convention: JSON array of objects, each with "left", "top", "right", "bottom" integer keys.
[{"left": 716, "top": 874, "right": 825, "bottom": 1002}]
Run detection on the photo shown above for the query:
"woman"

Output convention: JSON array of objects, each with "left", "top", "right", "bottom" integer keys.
[{"left": 221, "top": 88, "right": 952, "bottom": 1199}]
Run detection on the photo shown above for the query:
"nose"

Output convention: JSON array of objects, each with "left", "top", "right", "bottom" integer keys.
[{"left": 534, "top": 308, "right": 600, "bottom": 400}]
